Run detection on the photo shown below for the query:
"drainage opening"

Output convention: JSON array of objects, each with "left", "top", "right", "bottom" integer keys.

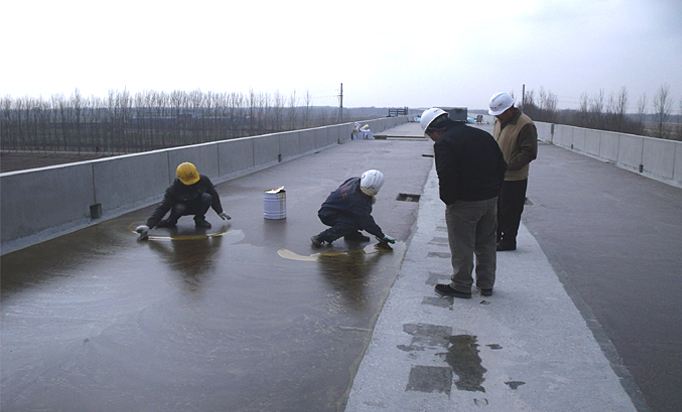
[
  {"left": 396, "top": 193, "right": 421, "bottom": 202},
  {"left": 90, "top": 203, "right": 102, "bottom": 219}
]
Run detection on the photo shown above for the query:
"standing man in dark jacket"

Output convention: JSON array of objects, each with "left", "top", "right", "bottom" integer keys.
[
  {"left": 135, "top": 162, "right": 230, "bottom": 240},
  {"left": 488, "top": 92, "right": 538, "bottom": 251},
  {"left": 311, "top": 169, "right": 396, "bottom": 248},
  {"left": 421, "top": 108, "right": 507, "bottom": 299}
]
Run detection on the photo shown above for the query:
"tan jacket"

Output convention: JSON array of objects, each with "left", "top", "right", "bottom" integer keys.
[{"left": 493, "top": 110, "right": 537, "bottom": 181}]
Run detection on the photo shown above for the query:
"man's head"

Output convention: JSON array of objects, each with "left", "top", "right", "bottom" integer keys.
[
  {"left": 360, "top": 169, "right": 384, "bottom": 196},
  {"left": 176, "top": 162, "right": 200, "bottom": 185},
  {"left": 420, "top": 108, "right": 449, "bottom": 141},
  {"left": 488, "top": 92, "right": 516, "bottom": 121}
]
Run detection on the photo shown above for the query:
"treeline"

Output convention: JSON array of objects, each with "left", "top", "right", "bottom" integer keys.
[
  {"left": 0, "top": 89, "right": 361, "bottom": 153},
  {"left": 521, "top": 84, "right": 681, "bottom": 141}
]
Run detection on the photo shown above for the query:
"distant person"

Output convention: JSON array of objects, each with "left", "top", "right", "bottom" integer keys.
[
  {"left": 135, "top": 162, "right": 230, "bottom": 240},
  {"left": 311, "top": 169, "right": 396, "bottom": 248},
  {"left": 488, "top": 92, "right": 538, "bottom": 251},
  {"left": 421, "top": 108, "right": 507, "bottom": 299}
]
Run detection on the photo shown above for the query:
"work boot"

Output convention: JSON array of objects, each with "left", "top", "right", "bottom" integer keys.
[
  {"left": 480, "top": 288, "right": 493, "bottom": 297},
  {"left": 435, "top": 284, "right": 471, "bottom": 299},
  {"left": 156, "top": 219, "right": 177, "bottom": 228},
  {"left": 344, "top": 231, "right": 370, "bottom": 242},
  {"left": 194, "top": 218, "right": 212, "bottom": 229},
  {"left": 311, "top": 235, "right": 325, "bottom": 248}
]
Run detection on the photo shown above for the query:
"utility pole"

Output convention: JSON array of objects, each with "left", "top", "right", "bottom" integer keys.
[
  {"left": 521, "top": 83, "right": 526, "bottom": 109},
  {"left": 338, "top": 83, "right": 343, "bottom": 122}
]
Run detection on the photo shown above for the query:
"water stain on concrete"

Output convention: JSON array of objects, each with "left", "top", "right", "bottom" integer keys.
[
  {"left": 422, "top": 296, "right": 452, "bottom": 308},
  {"left": 427, "top": 251, "right": 450, "bottom": 259},
  {"left": 406, "top": 365, "right": 453, "bottom": 394},
  {"left": 505, "top": 380, "right": 526, "bottom": 390},
  {"left": 426, "top": 272, "right": 450, "bottom": 285},
  {"left": 439, "top": 335, "right": 487, "bottom": 392},
  {"left": 428, "top": 236, "right": 450, "bottom": 245},
  {"left": 399, "top": 324, "right": 487, "bottom": 394},
  {"left": 401, "top": 323, "right": 452, "bottom": 350}
]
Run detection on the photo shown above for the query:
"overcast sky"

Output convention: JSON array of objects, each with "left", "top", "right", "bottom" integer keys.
[{"left": 2, "top": 0, "right": 681, "bottom": 112}]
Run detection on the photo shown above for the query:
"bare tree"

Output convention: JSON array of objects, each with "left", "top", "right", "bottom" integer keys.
[
  {"left": 653, "top": 84, "right": 672, "bottom": 138},
  {"left": 304, "top": 91, "right": 312, "bottom": 128},
  {"left": 288, "top": 91, "right": 297, "bottom": 130}
]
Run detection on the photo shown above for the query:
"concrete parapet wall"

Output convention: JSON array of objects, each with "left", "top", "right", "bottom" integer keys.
[
  {"left": 536, "top": 121, "right": 681, "bottom": 188},
  {"left": 1, "top": 117, "right": 407, "bottom": 254}
]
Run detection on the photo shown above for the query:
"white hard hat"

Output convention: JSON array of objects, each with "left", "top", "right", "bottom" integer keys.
[
  {"left": 420, "top": 108, "right": 448, "bottom": 132},
  {"left": 488, "top": 92, "right": 515, "bottom": 115},
  {"left": 360, "top": 169, "right": 384, "bottom": 196}
]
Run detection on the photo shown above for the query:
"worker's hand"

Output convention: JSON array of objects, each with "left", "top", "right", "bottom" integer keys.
[
  {"left": 219, "top": 212, "right": 231, "bottom": 220},
  {"left": 376, "top": 235, "right": 396, "bottom": 244},
  {"left": 135, "top": 225, "right": 149, "bottom": 240}
]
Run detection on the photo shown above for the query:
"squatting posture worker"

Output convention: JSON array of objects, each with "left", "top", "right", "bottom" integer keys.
[
  {"left": 421, "top": 108, "right": 507, "bottom": 299},
  {"left": 311, "top": 169, "right": 396, "bottom": 248},
  {"left": 136, "top": 162, "right": 230, "bottom": 240},
  {"left": 488, "top": 92, "right": 538, "bottom": 251}
]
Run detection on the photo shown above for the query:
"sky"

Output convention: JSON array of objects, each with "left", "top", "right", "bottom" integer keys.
[{"left": 2, "top": 0, "right": 681, "bottom": 113}]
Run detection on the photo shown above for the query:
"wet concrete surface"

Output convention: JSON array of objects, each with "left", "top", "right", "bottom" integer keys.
[
  {"left": 524, "top": 143, "right": 682, "bottom": 412},
  {"left": 1, "top": 138, "right": 433, "bottom": 411}
]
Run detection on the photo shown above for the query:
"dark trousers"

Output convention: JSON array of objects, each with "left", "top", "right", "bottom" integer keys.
[
  {"left": 316, "top": 209, "right": 360, "bottom": 242},
  {"left": 168, "top": 193, "right": 212, "bottom": 223},
  {"left": 497, "top": 179, "right": 528, "bottom": 245},
  {"left": 446, "top": 198, "right": 497, "bottom": 292}
]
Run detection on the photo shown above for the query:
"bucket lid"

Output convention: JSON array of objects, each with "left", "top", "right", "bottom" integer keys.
[{"left": 265, "top": 186, "right": 285, "bottom": 194}]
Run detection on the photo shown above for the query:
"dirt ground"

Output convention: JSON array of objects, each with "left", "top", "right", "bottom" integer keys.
[{"left": 0, "top": 151, "right": 116, "bottom": 173}]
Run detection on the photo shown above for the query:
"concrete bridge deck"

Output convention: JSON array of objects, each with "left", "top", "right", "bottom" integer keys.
[{"left": 2, "top": 123, "right": 681, "bottom": 411}]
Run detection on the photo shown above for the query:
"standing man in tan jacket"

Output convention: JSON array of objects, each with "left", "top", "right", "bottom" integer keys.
[{"left": 488, "top": 92, "right": 538, "bottom": 251}]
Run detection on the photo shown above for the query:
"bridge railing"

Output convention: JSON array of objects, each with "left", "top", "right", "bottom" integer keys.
[
  {"left": 0, "top": 116, "right": 409, "bottom": 254},
  {"left": 536, "top": 122, "right": 682, "bottom": 189}
]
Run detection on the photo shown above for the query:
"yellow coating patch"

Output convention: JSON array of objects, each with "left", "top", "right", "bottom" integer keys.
[
  {"left": 277, "top": 243, "right": 391, "bottom": 261},
  {"left": 129, "top": 223, "right": 231, "bottom": 241}
]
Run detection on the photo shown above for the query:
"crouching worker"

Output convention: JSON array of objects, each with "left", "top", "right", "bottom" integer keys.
[
  {"left": 135, "top": 162, "right": 230, "bottom": 240},
  {"left": 311, "top": 169, "right": 396, "bottom": 248}
]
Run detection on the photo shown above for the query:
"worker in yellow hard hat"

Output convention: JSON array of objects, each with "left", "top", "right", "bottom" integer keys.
[{"left": 135, "top": 162, "right": 230, "bottom": 239}]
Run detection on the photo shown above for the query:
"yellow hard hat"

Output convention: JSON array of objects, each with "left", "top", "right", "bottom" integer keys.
[{"left": 176, "top": 162, "right": 200, "bottom": 185}]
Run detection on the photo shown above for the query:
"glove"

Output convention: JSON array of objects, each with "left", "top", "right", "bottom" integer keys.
[
  {"left": 376, "top": 235, "right": 396, "bottom": 244},
  {"left": 219, "top": 212, "right": 231, "bottom": 220},
  {"left": 135, "top": 225, "right": 149, "bottom": 240}
]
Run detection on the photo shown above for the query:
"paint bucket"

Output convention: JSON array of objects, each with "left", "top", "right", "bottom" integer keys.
[{"left": 264, "top": 186, "right": 286, "bottom": 220}]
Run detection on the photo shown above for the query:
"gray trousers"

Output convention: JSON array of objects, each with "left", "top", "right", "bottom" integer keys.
[{"left": 445, "top": 197, "right": 498, "bottom": 292}]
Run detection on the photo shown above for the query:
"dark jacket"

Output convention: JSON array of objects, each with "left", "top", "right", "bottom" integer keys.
[
  {"left": 433, "top": 119, "right": 507, "bottom": 204},
  {"left": 318, "top": 177, "right": 385, "bottom": 238},
  {"left": 146, "top": 175, "right": 224, "bottom": 227}
]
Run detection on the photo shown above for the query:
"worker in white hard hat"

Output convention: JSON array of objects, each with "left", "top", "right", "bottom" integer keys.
[
  {"left": 135, "top": 162, "right": 231, "bottom": 240},
  {"left": 311, "top": 169, "right": 396, "bottom": 248},
  {"left": 421, "top": 107, "right": 507, "bottom": 299},
  {"left": 488, "top": 92, "right": 538, "bottom": 251}
]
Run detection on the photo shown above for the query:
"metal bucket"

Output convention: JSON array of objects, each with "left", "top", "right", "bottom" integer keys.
[{"left": 264, "top": 187, "right": 286, "bottom": 220}]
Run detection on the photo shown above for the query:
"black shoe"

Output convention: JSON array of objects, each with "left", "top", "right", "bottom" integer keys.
[
  {"left": 435, "top": 284, "right": 471, "bottom": 299},
  {"left": 194, "top": 218, "right": 212, "bottom": 229},
  {"left": 311, "top": 235, "right": 324, "bottom": 248},
  {"left": 480, "top": 288, "right": 493, "bottom": 297},
  {"left": 496, "top": 241, "right": 516, "bottom": 251},
  {"left": 344, "top": 231, "right": 370, "bottom": 242},
  {"left": 156, "top": 219, "right": 177, "bottom": 228}
]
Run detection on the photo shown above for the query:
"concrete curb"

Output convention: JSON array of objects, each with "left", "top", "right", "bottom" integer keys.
[{"left": 345, "top": 166, "right": 637, "bottom": 412}]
